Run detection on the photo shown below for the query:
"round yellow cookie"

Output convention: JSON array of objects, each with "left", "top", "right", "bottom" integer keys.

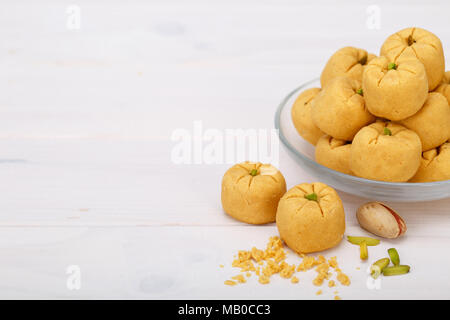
[
  {"left": 221, "top": 162, "right": 286, "bottom": 224},
  {"left": 291, "top": 87, "right": 324, "bottom": 145},
  {"left": 362, "top": 55, "right": 428, "bottom": 121},
  {"left": 315, "top": 135, "right": 352, "bottom": 175},
  {"left": 380, "top": 27, "right": 445, "bottom": 91},
  {"left": 320, "top": 46, "right": 376, "bottom": 88},
  {"left": 350, "top": 122, "right": 422, "bottom": 182},
  {"left": 410, "top": 142, "right": 450, "bottom": 182},
  {"left": 276, "top": 182, "right": 345, "bottom": 254},
  {"left": 311, "top": 76, "right": 375, "bottom": 141},
  {"left": 399, "top": 92, "right": 450, "bottom": 151},
  {"left": 435, "top": 71, "right": 450, "bottom": 105}
]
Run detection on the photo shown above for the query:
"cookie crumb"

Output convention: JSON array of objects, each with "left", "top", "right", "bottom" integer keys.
[
  {"left": 231, "top": 274, "right": 246, "bottom": 283},
  {"left": 337, "top": 272, "right": 351, "bottom": 286},
  {"left": 258, "top": 275, "right": 270, "bottom": 284},
  {"left": 328, "top": 256, "right": 338, "bottom": 268},
  {"left": 225, "top": 236, "right": 351, "bottom": 294}
]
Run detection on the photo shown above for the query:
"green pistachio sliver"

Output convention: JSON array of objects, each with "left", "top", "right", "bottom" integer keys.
[
  {"left": 382, "top": 265, "right": 410, "bottom": 276},
  {"left": 347, "top": 236, "right": 380, "bottom": 246},
  {"left": 387, "top": 62, "right": 397, "bottom": 70},
  {"left": 304, "top": 192, "right": 318, "bottom": 201},
  {"left": 383, "top": 127, "right": 392, "bottom": 136},
  {"left": 360, "top": 241, "right": 368, "bottom": 260},
  {"left": 370, "top": 258, "right": 390, "bottom": 279},
  {"left": 249, "top": 169, "right": 258, "bottom": 176},
  {"left": 356, "top": 88, "right": 363, "bottom": 96},
  {"left": 388, "top": 248, "right": 400, "bottom": 266}
]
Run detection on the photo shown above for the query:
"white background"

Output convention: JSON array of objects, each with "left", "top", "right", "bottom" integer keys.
[{"left": 0, "top": 0, "right": 449, "bottom": 299}]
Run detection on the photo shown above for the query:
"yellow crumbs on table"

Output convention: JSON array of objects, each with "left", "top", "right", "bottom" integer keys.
[
  {"left": 337, "top": 271, "right": 351, "bottom": 286},
  {"left": 231, "top": 274, "right": 246, "bottom": 284},
  {"left": 258, "top": 275, "right": 270, "bottom": 285},
  {"left": 223, "top": 236, "right": 350, "bottom": 299}
]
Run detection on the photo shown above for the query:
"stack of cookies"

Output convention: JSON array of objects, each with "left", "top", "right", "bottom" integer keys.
[{"left": 292, "top": 27, "right": 450, "bottom": 182}]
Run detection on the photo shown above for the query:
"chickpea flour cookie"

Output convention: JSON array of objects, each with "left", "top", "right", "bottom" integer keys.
[
  {"left": 311, "top": 76, "right": 375, "bottom": 141},
  {"left": 315, "top": 135, "right": 352, "bottom": 175},
  {"left": 435, "top": 71, "right": 450, "bottom": 105},
  {"left": 399, "top": 92, "right": 450, "bottom": 151},
  {"left": 276, "top": 182, "right": 345, "bottom": 254},
  {"left": 221, "top": 162, "right": 286, "bottom": 224},
  {"left": 291, "top": 87, "right": 324, "bottom": 145},
  {"left": 320, "top": 47, "right": 376, "bottom": 88},
  {"left": 362, "top": 55, "right": 428, "bottom": 121},
  {"left": 410, "top": 142, "right": 450, "bottom": 182},
  {"left": 380, "top": 27, "right": 445, "bottom": 91},
  {"left": 350, "top": 122, "right": 422, "bottom": 182}
]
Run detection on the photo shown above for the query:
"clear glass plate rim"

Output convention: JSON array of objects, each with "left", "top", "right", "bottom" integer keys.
[{"left": 274, "top": 78, "right": 450, "bottom": 188}]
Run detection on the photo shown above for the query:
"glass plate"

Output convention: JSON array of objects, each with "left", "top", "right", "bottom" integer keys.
[{"left": 275, "top": 78, "right": 450, "bottom": 202}]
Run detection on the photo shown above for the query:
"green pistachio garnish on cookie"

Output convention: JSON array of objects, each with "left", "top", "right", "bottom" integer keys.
[
  {"left": 387, "top": 62, "right": 397, "bottom": 70},
  {"left": 304, "top": 193, "right": 318, "bottom": 201},
  {"left": 383, "top": 127, "right": 392, "bottom": 136}
]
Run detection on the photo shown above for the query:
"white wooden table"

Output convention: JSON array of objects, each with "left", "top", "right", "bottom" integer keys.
[{"left": 0, "top": 0, "right": 449, "bottom": 299}]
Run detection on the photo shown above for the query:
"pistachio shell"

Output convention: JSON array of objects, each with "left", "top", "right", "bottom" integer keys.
[{"left": 356, "top": 202, "right": 407, "bottom": 239}]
